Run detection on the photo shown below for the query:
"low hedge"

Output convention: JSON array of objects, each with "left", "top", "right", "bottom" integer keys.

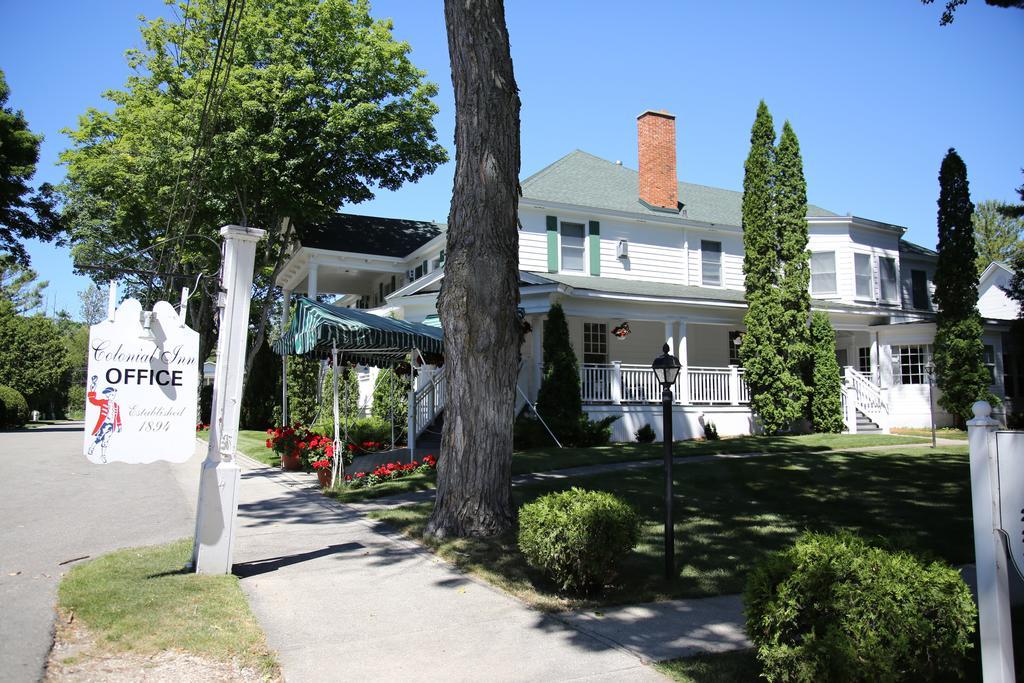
[
  {"left": 744, "top": 531, "right": 977, "bottom": 682},
  {"left": 518, "top": 488, "right": 640, "bottom": 593},
  {"left": 0, "top": 385, "right": 29, "bottom": 429}
]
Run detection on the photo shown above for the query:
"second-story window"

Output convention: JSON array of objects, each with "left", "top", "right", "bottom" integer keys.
[
  {"left": 560, "top": 221, "right": 586, "bottom": 272},
  {"left": 810, "top": 252, "right": 837, "bottom": 295},
  {"left": 854, "top": 253, "right": 873, "bottom": 299},
  {"left": 911, "top": 269, "right": 930, "bottom": 310},
  {"left": 879, "top": 257, "right": 898, "bottom": 302},
  {"left": 701, "top": 240, "right": 722, "bottom": 286}
]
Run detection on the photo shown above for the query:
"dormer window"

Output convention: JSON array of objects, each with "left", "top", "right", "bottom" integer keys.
[{"left": 560, "top": 221, "right": 586, "bottom": 272}]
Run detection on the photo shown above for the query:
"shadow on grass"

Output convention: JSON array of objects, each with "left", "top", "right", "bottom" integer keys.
[{"left": 371, "top": 446, "right": 974, "bottom": 608}]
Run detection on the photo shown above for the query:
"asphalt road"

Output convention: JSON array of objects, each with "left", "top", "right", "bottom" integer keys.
[{"left": 0, "top": 423, "right": 197, "bottom": 683}]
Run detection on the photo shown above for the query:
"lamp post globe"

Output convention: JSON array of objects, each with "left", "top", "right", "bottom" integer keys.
[{"left": 652, "top": 342, "right": 680, "bottom": 580}]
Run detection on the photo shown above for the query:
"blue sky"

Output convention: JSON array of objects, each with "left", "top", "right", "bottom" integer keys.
[{"left": 1, "top": 0, "right": 1021, "bottom": 316}]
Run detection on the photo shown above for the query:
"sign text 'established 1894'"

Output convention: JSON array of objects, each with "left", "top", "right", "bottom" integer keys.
[{"left": 83, "top": 298, "right": 200, "bottom": 464}]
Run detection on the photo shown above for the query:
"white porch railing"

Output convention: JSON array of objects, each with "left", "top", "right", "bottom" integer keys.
[
  {"left": 581, "top": 363, "right": 750, "bottom": 406},
  {"left": 411, "top": 370, "right": 445, "bottom": 440},
  {"left": 843, "top": 366, "right": 889, "bottom": 433}
]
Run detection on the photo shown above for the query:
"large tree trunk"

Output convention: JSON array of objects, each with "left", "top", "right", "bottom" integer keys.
[{"left": 425, "top": 0, "right": 520, "bottom": 539}]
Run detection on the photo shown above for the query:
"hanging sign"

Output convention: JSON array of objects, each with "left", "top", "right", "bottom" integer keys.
[{"left": 83, "top": 298, "right": 200, "bottom": 464}]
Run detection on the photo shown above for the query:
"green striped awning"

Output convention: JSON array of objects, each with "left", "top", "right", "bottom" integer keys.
[{"left": 272, "top": 297, "right": 443, "bottom": 367}]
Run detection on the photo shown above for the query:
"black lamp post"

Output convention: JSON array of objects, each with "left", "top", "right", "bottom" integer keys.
[
  {"left": 652, "top": 343, "right": 682, "bottom": 580},
  {"left": 925, "top": 360, "right": 936, "bottom": 448}
]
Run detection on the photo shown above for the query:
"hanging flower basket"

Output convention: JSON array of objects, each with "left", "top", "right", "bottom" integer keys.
[{"left": 611, "top": 322, "right": 631, "bottom": 339}]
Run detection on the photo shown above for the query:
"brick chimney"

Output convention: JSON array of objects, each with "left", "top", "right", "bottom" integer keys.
[{"left": 637, "top": 110, "right": 678, "bottom": 211}]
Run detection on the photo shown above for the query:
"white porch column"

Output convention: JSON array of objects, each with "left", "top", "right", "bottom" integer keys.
[
  {"left": 281, "top": 288, "right": 292, "bottom": 426},
  {"left": 870, "top": 333, "right": 880, "bottom": 385},
  {"left": 664, "top": 321, "right": 674, "bottom": 353},
  {"left": 307, "top": 260, "right": 319, "bottom": 300},
  {"left": 676, "top": 320, "right": 689, "bottom": 404},
  {"left": 531, "top": 315, "right": 542, "bottom": 400}
]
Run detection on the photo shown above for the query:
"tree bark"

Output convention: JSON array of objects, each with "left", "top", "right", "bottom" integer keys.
[{"left": 425, "top": 0, "right": 520, "bottom": 539}]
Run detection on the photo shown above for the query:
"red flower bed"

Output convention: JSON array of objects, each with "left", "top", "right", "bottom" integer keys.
[{"left": 343, "top": 454, "right": 437, "bottom": 489}]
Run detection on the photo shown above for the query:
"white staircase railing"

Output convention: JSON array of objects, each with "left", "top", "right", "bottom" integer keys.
[
  {"left": 411, "top": 371, "right": 445, "bottom": 441},
  {"left": 843, "top": 366, "right": 889, "bottom": 433}
]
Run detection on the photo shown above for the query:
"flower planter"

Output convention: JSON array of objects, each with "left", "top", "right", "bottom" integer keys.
[
  {"left": 281, "top": 452, "right": 302, "bottom": 471},
  {"left": 317, "top": 469, "right": 332, "bottom": 488}
]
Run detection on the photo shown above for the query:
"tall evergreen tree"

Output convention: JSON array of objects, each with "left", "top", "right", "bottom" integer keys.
[
  {"left": 534, "top": 303, "right": 583, "bottom": 438},
  {"left": 740, "top": 101, "right": 802, "bottom": 434},
  {"left": 809, "top": 312, "right": 844, "bottom": 433},
  {"left": 972, "top": 199, "right": 1023, "bottom": 274},
  {"left": 775, "top": 120, "right": 812, "bottom": 417},
  {"left": 932, "top": 149, "right": 993, "bottom": 424}
]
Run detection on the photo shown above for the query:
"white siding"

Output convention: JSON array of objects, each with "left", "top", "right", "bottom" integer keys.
[
  {"left": 979, "top": 266, "right": 1020, "bottom": 320},
  {"left": 518, "top": 210, "right": 549, "bottom": 272},
  {"left": 686, "top": 228, "right": 743, "bottom": 291}
]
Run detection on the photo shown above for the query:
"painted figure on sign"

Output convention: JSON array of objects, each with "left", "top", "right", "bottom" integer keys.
[{"left": 87, "top": 375, "right": 122, "bottom": 463}]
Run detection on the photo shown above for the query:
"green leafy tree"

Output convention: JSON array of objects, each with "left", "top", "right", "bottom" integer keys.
[
  {"left": 534, "top": 303, "right": 583, "bottom": 440},
  {"left": 60, "top": 0, "right": 448, "bottom": 386},
  {"left": 740, "top": 102, "right": 802, "bottom": 434},
  {"left": 0, "top": 70, "right": 61, "bottom": 265},
  {"left": 0, "top": 254, "right": 47, "bottom": 313},
  {"left": 923, "top": 0, "right": 1024, "bottom": 25},
  {"left": 78, "top": 284, "right": 107, "bottom": 324},
  {"left": 933, "top": 149, "right": 994, "bottom": 424},
  {"left": 0, "top": 299, "right": 73, "bottom": 414},
  {"left": 809, "top": 312, "right": 844, "bottom": 433},
  {"left": 775, "top": 120, "right": 812, "bottom": 416},
  {"left": 286, "top": 355, "right": 322, "bottom": 426},
  {"left": 973, "top": 199, "right": 1023, "bottom": 274}
]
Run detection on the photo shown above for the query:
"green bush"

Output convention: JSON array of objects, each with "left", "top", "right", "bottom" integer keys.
[
  {"left": 66, "top": 384, "right": 86, "bottom": 420},
  {"left": 345, "top": 416, "right": 395, "bottom": 451},
  {"left": 635, "top": 424, "right": 656, "bottom": 443},
  {"left": 0, "top": 385, "right": 29, "bottom": 429},
  {"left": 576, "top": 415, "right": 619, "bottom": 447},
  {"left": 514, "top": 414, "right": 557, "bottom": 449},
  {"left": 744, "top": 531, "right": 977, "bottom": 682},
  {"left": 703, "top": 420, "right": 720, "bottom": 440},
  {"left": 371, "top": 367, "right": 410, "bottom": 426},
  {"left": 518, "top": 488, "right": 640, "bottom": 593}
]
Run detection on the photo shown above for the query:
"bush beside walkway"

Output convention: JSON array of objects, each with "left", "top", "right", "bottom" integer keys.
[{"left": 370, "top": 446, "right": 972, "bottom": 610}]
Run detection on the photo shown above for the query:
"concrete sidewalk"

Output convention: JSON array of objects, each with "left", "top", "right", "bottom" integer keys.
[{"left": 221, "top": 453, "right": 675, "bottom": 681}]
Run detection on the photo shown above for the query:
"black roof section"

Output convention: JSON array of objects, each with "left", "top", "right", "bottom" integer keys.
[{"left": 296, "top": 213, "right": 444, "bottom": 258}]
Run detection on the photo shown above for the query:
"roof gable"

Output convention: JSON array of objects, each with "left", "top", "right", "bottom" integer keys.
[{"left": 521, "top": 150, "right": 839, "bottom": 226}]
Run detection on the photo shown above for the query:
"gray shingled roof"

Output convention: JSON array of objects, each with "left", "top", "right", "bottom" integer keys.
[
  {"left": 297, "top": 213, "right": 443, "bottom": 257},
  {"left": 521, "top": 150, "right": 838, "bottom": 227},
  {"left": 898, "top": 239, "right": 938, "bottom": 257}
]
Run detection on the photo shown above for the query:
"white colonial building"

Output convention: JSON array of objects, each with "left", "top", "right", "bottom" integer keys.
[{"left": 275, "top": 111, "right": 1020, "bottom": 441}]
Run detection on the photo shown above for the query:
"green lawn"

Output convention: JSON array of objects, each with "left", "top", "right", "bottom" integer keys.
[
  {"left": 654, "top": 650, "right": 761, "bottom": 682},
  {"left": 893, "top": 427, "right": 969, "bottom": 441},
  {"left": 370, "top": 446, "right": 972, "bottom": 610},
  {"left": 198, "top": 428, "right": 279, "bottom": 466},
  {"left": 58, "top": 539, "right": 278, "bottom": 675},
  {"left": 327, "top": 433, "right": 926, "bottom": 504}
]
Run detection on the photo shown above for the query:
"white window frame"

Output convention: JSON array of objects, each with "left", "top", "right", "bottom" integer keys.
[
  {"left": 891, "top": 344, "right": 932, "bottom": 385},
  {"left": 559, "top": 220, "right": 587, "bottom": 273},
  {"left": 878, "top": 256, "right": 898, "bottom": 303},
  {"left": 810, "top": 251, "right": 838, "bottom": 296},
  {"left": 583, "top": 322, "right": 608, "bottom": 365},
  {"left": 853, "top": 252, "right": 874, "bottom": 300},
  {"left": 701, "top": 240, "right": 723, "bottom": 287}
]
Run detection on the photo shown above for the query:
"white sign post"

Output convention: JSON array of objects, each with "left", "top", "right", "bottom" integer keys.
[
  {"left": 83, "top": 297, "right": 200, "bottom": 464},
  {"left": 192, "top": 225, "right": 265, "bottom": 575},
  {"left": 967, "top": 401, "right": 1020, "bottom": 683}
]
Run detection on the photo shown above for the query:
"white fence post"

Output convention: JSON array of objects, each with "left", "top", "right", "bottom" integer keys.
[
  {"left": 611, "top": 361, "right": 622, "bottom": 405},
  {"left": 192, "top": 225, "right": 265, "bottom": 575},
  {"left": 728, "top": 365, "right": 740, "bottom": 406},
  {"left": 844, "top": 378, "right": 857, "bottom": 434},
  {"left": 968, "top": 401, "right": 1016, "bottom": 683}
]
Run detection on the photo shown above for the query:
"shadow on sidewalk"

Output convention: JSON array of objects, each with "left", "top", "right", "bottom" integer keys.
[{"left": 234, "top": 541, "right": 366, "bottom": 578}]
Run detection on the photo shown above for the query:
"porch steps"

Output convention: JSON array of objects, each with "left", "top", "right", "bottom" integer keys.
[
  {"left": 417, "top": 412, "right": 443, "bottom": 450},
  {"left": 855, "top": 409, "right": 882, "bottom": 433}
]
